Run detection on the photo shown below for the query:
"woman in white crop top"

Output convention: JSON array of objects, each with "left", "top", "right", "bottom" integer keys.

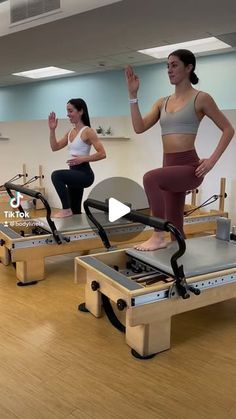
[
  {"left": 49, "top": 98, "right": 106, "bottom": 218},
  {"left": 125, "top": 49, "right": 234, "bottom": 250}
]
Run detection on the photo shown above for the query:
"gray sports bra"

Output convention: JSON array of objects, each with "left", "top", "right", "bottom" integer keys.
[{"left": 159, "top": 92, "right": 201, "bottom": 135}]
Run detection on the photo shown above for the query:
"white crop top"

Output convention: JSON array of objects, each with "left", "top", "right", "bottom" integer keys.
[{"left": 67, "top": 126, "right": 91, "bottom": 157}]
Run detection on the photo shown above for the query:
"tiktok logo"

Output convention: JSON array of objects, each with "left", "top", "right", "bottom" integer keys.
[
  {"left": 4, "top": 191, "right": 29, "bottom": 222},
  {"left": 9, "top": 191, "right": 24, "bottom": 208}
]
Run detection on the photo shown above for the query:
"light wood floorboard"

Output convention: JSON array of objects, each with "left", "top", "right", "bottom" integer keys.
[{"left": 1, "top": 252, "right": 236, "bottom": 418}]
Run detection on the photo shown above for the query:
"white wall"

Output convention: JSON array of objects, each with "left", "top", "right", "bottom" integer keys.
[{"left": 0, "top": 112, "right": 235, "bottom": 222}]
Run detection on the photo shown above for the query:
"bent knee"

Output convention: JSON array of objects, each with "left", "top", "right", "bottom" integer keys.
[
  {"left": 143, "top": 169, "right": 162, "bottom": 187},
  {"left": 51, "top": 170, "right": 62, "bottom": 182}
]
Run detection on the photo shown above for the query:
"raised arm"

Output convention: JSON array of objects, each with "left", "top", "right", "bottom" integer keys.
[
  {"left": 48, "top": 112, "right": 68, "bottom": 151},
  {"left": 195, "top": 93, "right": 235, "bottom": 177},
  {"left": 125, "top": 66, "right": 162, "bottom": 133}
]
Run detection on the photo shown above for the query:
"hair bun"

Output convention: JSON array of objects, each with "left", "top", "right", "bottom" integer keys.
[{"left": 190, "top": 71, "right": 199, "bottom": 85}]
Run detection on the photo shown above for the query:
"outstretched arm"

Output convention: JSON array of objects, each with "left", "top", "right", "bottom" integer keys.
[
  {"left": 125, "top": 66, "right": 162, "bottom": 133},
  {"left": 195, "top": 93, "right": 235, "bottom": 177}
]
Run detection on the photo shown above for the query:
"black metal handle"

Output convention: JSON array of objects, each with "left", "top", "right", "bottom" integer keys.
[
  {"left": 84, "top": 198, "right": 185, "bottom": 255},
  {"left": 84, "top": 198, "right": 170, "bottom": 230},
  {"left": 4, "top": 182, "right": 41, "bottom": 199}
]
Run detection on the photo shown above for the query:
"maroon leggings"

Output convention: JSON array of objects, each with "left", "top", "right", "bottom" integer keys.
[{"left": 143, "top": 149, "right": 204, "bottom": 237}]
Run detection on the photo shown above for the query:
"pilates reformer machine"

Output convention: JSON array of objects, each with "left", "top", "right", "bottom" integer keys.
[
  {"left": 75, "top": 199, "right": 236, "bottom": 359},
  {"left": 0, "top": 179, "right": 228, "bottom": 285}
]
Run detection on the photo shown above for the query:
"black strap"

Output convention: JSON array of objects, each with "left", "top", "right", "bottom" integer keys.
[
  {"left": 101, "top": 294, "right": 125, "bottom": 333},
  {"left": 184, "top": 194, "right": 220, "bottom": 216}
]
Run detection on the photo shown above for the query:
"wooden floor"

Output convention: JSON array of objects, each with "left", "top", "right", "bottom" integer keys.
[{"left": 1, "top": 251, "right": 236, "bottom": 419}]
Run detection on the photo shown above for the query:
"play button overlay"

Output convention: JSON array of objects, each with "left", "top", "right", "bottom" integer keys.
[
  {"left": 108, "top": 198, "right": 131, "bottom": 222},
  {"left": 85, "top": 176, "right": 149, "bottom": 244}
]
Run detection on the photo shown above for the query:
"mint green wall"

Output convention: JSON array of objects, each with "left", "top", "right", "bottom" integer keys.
[{"left": 0, "top": 51, "right": 236, "bottom": 121}]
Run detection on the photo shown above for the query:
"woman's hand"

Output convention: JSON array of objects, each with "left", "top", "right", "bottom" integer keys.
[
  {"left": 67, "top": 155, "right": 85, "bottom": 166},
  {"left": 48, "top": 112, "right": 58, "bottom": 130},
  {"left": 195, "top": 158, "right": 215, "bottom": 178},
  {"left": 125, "top": 65, "right": 139, "bottom": 98}
]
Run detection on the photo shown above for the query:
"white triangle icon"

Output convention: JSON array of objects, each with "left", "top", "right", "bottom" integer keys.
[{"left": 108, "top": 197, "right": 131, "bottom": 222}]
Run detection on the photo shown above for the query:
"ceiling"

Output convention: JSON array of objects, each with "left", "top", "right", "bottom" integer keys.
[{"left": 0, "top": 0, "right": 236, "bottom": 87}]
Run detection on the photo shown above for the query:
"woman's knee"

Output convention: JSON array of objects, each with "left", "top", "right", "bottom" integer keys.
[
  {"left": 143, "top": 169, "right": 162, "bottom": 188},
  {"left": 51, "top": 170, "right": 62, "bottom": 183}
]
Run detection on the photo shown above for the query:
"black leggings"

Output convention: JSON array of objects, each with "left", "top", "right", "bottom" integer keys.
[{"left": 51, "top": 163, "right": 94, "bottom": 214}]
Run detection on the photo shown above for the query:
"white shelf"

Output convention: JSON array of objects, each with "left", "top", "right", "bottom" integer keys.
[{"left": 98, "top": 136, "right": 130, "bottom": 140}]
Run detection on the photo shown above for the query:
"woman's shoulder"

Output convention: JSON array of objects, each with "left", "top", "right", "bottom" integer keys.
[
  {"left": 194, "top": 90, "right": 212, "bottom": 100},
  {"left": 195, "top": 91, "right": 215, "bottom": 105},
  {"left": 80, "top": 126, "right": 97, "bottom": 143},
  {"left": 195, "top": 91, "right": 217, "bottom": 114},
  {"left": 152, "top": 96, "right": 168, "bottom": 112},
  {"left": 80, "top": 126, "right": 93, "bottom": 136},
  {"left": 158, "top": 96, "right": 168, "bottom": 104},
  {"left": 78, "top": 126, "right": 90, "bottom": 137}
]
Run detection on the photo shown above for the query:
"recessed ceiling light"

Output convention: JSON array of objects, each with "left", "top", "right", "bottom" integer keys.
[
  {"left": 12, "top": 66, "right": 75, "bottom": 79},
  {"left": 138, "top": 37, "right": 231, "bottom": 59}
]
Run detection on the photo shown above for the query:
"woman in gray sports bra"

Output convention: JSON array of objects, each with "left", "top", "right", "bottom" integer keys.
[
  {"left": 49, "top": 98, "right": 106, "bottom": 218},
  {"left": 125, "top": 49, "right": 234, "bottom": 251}
]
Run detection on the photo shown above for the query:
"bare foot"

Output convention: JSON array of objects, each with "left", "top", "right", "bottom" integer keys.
[
  {"left": 134, "top": 233, "right": 167, "bottom": 251},
  {"left": 53, "top": 209, "right": 73, "bottom": 218}
]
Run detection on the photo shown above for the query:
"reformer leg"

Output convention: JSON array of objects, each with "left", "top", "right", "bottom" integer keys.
[
  {"left": 15, "top": 259, "right": 44, "bottom": 285},
  {"left": 81, "top": 278, "right": 102, "bottom": 317},
  {"left": 0, "top": 245, "right": 11, "bottom": 265},
  {"left": 126, "top": 313, "right": 171, "bottom": 358}
]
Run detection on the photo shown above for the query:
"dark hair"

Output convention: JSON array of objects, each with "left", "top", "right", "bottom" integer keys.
[
  {"left": 168, "top": 49, "right": 199, "bottom": 85},
  {"left": 67, "top": 98, "right": 91, "bottom": 127}
]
